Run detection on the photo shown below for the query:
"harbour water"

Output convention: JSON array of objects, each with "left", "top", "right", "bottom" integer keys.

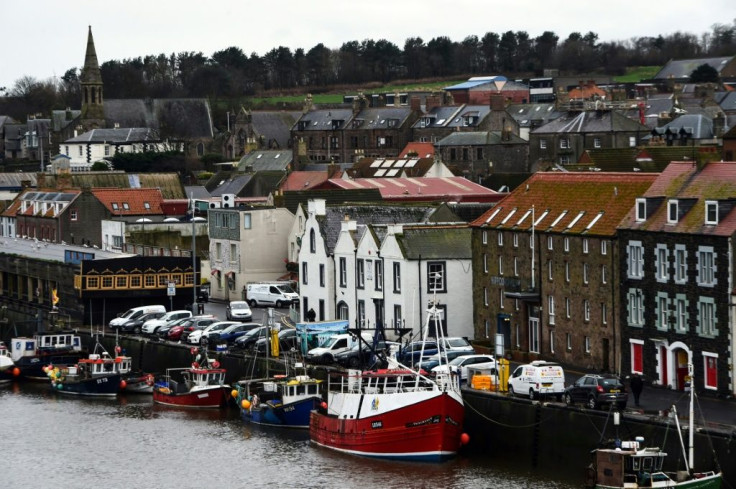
[{"left": 2, "top": 383, "right": 579, "bottom": 489}]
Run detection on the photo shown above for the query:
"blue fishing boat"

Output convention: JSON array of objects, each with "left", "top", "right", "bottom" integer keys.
[
  {"left": 48, "top": 342, "right": 123, "bottom": 397},
  {"left": 234, "top": 374, "right": 322, "bottom": 429},
  {"left": 10, "top": 332, "right": 86, "bottom": 381}
]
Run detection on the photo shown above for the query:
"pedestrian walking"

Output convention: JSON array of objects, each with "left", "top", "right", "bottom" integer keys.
[
  {"left": 307, "top": 308, "right": 316, "bottom": 322},
  {"left": 629, "top": 373, "right": 644, "bottom": 407}
]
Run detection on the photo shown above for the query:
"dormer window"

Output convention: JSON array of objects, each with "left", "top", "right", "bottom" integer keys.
[
  {"left": 111, "top": 203, "right": 119, "bottom": 210},
  {"left": 635, "top": 198, "right": 646, "bottom": 222},
  {"left": 667, "top": 200, "right": 679, "bottom": 224},
  {"left": 122, "top": 203, "right": 130, "bottom": 210},
  {"left": 705, "top": 201, "right": 718, "bottom": 225},
  {"left": 297, "top": 120, "right": 309, "bottom": 131},
  {"left": 144, "top": 202, "right": 151, "bottom": 209},
  {"left": 387, "top": 119, "right": 398, "bottom": 128}
]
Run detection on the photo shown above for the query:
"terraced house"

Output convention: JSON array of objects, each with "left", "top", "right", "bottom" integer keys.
[
  {"left": 470, "top": 172, "right": 657, "bottom": 373},
  {"left": 617, "top": 161, "right": 736, "bottom": 397}
]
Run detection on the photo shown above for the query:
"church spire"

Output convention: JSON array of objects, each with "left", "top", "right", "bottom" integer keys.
[{"left": 80, "top": 25, "right": 105, "bottom": 129}]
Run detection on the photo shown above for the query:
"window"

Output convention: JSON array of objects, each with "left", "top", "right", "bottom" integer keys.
[
  {"left": 70, "top": 210, "right": 78, "bottom": 221},
  {"left": 513, "top": 233, "right": 519, "bottom": 247},
  {"left": 656, "top": 293, "right": 669, "bottom": 331},
  {"left": 122, "top": 203, "right": 129, "bottom": 211},
  {"left": 582, "top": 238, "right": 588, "bottom": 254},
  {"left": 547, "top": 236, "right": 553, "bottom": 250},
  {"left": 540, "top": 139, "right": 547, "bottom": 149},
  {"left": 601, "top": 303, "right": 607, "bottom": 324},
  {"left": 111, "top": 203, "right": 119, "bottom": 210},
  {"left": 215, "top": 242, "right": 222, "bottom": 260},
  {"left": 564, "top": 237, "right": 569, "bottom": 252},
  {"left": 358, "top": 300, "right": 366, "bottom": 327},
  {"left": 498, "top": 233, "right": 503, "bottom": 246},
  {"left": 337, "top": 302, "right": 349, "bottom": 320},
  {"left": 375, "top": 261, "right": 382, "bottom": 291},
  {"left": 627, "top": 241, "right": 644, "bottom": 279},
  {"left": 243, "top": 213, "right": 251, "bottom": 229},
  {"left": 476, "top": 147, "right": 483, "bottom": 160},
  {"left": 559, "top": 155, "right": 570, "bottom": 165},
  {"left": 484, "top": 287, "right": 488, "bottom": 306},
  {"left": 564, "top": 261, "right": 569, "bottom": 282},
  {"left": 309, "top": 229, "right": 316, "bottom": 253},
  {"left": 548, "top": 295, "right": 555, "bottom": 325},
  {"left": 302, "top": 262, "right": 308, "bottom": 285},
  {"left": 393, "top": 305, "right": 402, "bottom": 331},
  {"left": 584, "top": 336, "right": 591, "bottom": 353},
  {"left": 319, "top": 264, "right": 325, "bottom": 287},
  {"left": 550, "top": 331, "right": 555, "bottom": 354},
  {"left": 667, "top": 200, "right": 679, "bottom": 224},
  {"left": 498, "top": 256, "right": 503, "bottom": 275},
  {"left": 697, "top": 298, "right": 717, "bottom": 337},
  {"left": 78, "top": 145, "right": 83, "bottom": 156},
  {"left": 143, "top": 202, "right": 150, "bottom": 210},
  {"left": 635, "top": 198, "right": 646, "bottom": 222},
  {"left": 392, "top": 262, "right": 401, "bottom": 292},
  {"left": 705, "top": 201, "right": 718, "bottom": 225},
  {"left": 529, "top": 319, "right": 539, "bottom": 353},
  {"left": 499, "top": 289, "right": 505, "bottom": 309},
  {"left": 338, "top": 258, "right": 347, "bottom": 287},
  {"left": 593, "top": 137, "right": 601, "bottom": 148},
  {"left": 483, "top": 253, "right": 488, "bottom": 273},
  {"left": 601, "top": 265, "right": 607, "bottom": 284},
  {"left": 629, "top": 136, "right": 636, "bottom": 147},
  {"left": 482, "top": 230, "right": 487, "bottom": 244},
  {"left": 565, "top": 297, "right": 571, "bottom": 318},
  {"left": 566, "top": 333, "right": 572, "bottom": 351},
  {"left": 583, "top": 263, "right": 589, "bottom": 284},
  {"left": 230, "top": 244, "right": 237, "bottom": 263},
  {"left": 428, "top": 262, "right": 445, "bottom": 292},
  {"left": 675, "top": 296, "right": 687, "bottom": 333},
  {"left": 560, "top": 138, "right": 569, "bottom": 149},
  {"left": 628, "top": 288, "right": 644, "bottom": 326},
  {"left": 513, "top": 257, "right": 518, "bottom": 276},
  {"left": 656, "top": 244, "right": 669, "bottom": 282},
  {"left": 674, "top": 245, "right": 687, "bottom": 283},
  {"left": 548, "top": 260, "right": 553, "bottom": 281},
  {"left": 600, "top": 240, "right": 607, "bottom": 255},
  {"left": 584, "top": 300, "right": 590, "bottom": 321},
  {"left": 357, "top": 259, "right": 365, "bottom": 288},
  {"left": 697, "top": 246, "right": 715, "bottom": 286},
  {"left": 484, "top": 320, "right": 490, "bottom": 338}
]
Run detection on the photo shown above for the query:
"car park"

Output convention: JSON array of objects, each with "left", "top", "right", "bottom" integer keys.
[
  {"left": 141, "top": 310, "right": 192, "bottom": 335},
  {"left": 188, "top": 321, "right": 239, "bottom": 345},
  {"left": 431, "top": 354, "right": 496, "bottom": 381},
  {"left": 226, "top": 301, "right": 253, "bottom": 321},
  {"left": 564, "top": 374, "right": 628, "bottom": 410},
  {"left": 175, "top": 316, "right": 219, "bottom": 342},
  {"left": 508, "top": 361, "right": 566, "bottom": 400}
]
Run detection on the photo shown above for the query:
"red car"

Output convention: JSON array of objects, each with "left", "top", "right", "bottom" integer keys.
[{"left": 168, "top": 316, "right": 217, "bottom": 342}]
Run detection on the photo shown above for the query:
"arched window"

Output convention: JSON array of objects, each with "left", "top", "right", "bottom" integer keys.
[
  {"left": 310, "top": 229, "right": 316, "bottom": 253},
  {"left": 337, "top": 301, "right": 349, "bottom": 320}
]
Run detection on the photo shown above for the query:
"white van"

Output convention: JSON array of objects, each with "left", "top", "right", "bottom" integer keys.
[
  {"left": 507, "top": 361, "right": 565, "bottom": 400},
  {"left": 305, "top": 332, "right": 372, "bottom": 364},
  {"left": 246, "top": 283, "right": 299, "bottom": 308},
  {"left": 109, "top": 305, "right": 166, "bottom": 330}
]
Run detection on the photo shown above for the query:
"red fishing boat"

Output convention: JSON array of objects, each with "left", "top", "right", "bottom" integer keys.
[
  {"left": 152, "top": 348, "right": 229, "bottom": 409},
  {"left": 309, "top": 301, "right": 467, "bottom": 462}
]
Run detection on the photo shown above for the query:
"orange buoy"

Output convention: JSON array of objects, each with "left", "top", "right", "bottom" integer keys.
[
  {"left": 241, "top": 399, "right": 251, "bottom": 410},
  {"left": 231, "top": 389, "right": 239, "bottom": 399},
  {"left": 320, "top": 401, "right": 327, "bottom": 410},
  {"left": 120, "top": 380, "right": 127, "bottom": 389},
  {"left": 460, "top": 433, "right": 470, "bottom": 445},
  {"left": 12, "top": 367, "right": 20, "bottom": 377}
]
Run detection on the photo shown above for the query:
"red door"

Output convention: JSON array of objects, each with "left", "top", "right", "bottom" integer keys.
[
  {"left": 705, "top": 357, "right": 717, "bottom": 389},
  {"left": 632, "top": 343, "right": 643, "bottom": 373}
]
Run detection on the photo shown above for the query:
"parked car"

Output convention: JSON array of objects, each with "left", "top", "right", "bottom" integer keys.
[
  {"left": 109, "top": 305, "right": 166, "bottom": 331},
  {"left": 334, "top": 340, "right": 400, "bottom": 369},
  {"left": 188, "top": 321, "right": 239, "bottom": 345},
  {"left": 415, "top": 350, "right": 471, "bottom": 373},
  {"left": 233, "top": 326, "right": 269, "bottom": 350},
  {"left": 305, "top": 333, "right": 372, "bottom": 365},
  {"left": 508, "top": 361, "right": 566, "bottom": 400},
  {"left": 255, "top": 328, "right": 298, "bottom": 355},
  {"left": 208, "top": 323, "right": 260, "bottom": 344},
  {"left": 226, "top": 301, "right": 252, "bottom": 321},
  {"left": 564, "top": 374, "right": 628, "bottom": 410},
  {"left": 431, "top": 354, "right": 496, "bottom": 382},
  {"left": 141, "top": 310, "right": 192, "bottom": 335},
  {"left": 167, "top": 316, "right": 218, "bottom": 342},
  {"left": 397, "top": 340, "right": 439, "bottom": 366},
  {"left": 157, "top": 317, "right": 192, "bottom": 339},
  {"left": 246, "top": 282, "right": 299, "bottom": 307},
  {"left": 438, "top": 337, "right": 475, "bottom": 354},
  {"left": 118, "top": 311, "right": 165, "bottom": 334}
]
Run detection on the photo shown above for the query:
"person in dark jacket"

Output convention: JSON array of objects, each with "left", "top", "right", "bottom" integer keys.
[
  {"left": 629, "top": 373, "right": 644, "bottom": 407},
  {"left": 306, "top": 308, "right": 316, "bottom": 322}
]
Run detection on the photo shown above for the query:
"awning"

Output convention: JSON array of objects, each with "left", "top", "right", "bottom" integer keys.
[{"left": 211, "top": 269, "right": 220, "bottom": 276}]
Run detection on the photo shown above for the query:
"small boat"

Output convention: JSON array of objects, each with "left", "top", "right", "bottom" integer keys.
[
  {"left": 152, "top": 348, "right": 229, "bottom": 409},
  {"left": 234, "top": 371, "right": 322, "bottom": 429},
  {"left": 309, "top": 301, "right": 467, "bottom": 462},
  {"left": 9, "top": 332, "right": 86, "bottom": 381},
  {"left": 0, "top": 342, "right": 18, "bottom": 385},
  {"left": 48, "top": 342, "right": 124, "bottom": 397},
  {"left": 110, "top": 344, "right": 154, "bottom": 394},
  {"left": 585, "top": 363, "right": 722, "bottom": 488}
]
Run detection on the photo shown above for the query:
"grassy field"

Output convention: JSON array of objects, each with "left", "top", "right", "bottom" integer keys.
[{"left": 613, "top": 66, "right": 660, "bottom": 83}]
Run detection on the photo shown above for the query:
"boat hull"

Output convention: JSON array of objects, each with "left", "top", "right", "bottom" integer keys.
[
  {"left": 153, "top": 386, "right": 229, "bottom": 408},
  {"left": 53, "top": 373, "right": 122, "bottom": 397},
  {"left": 595, "top": 471, "right": 722, "bottom": 489},
  {"left": 309, "top": 391, "right": 464, "bottom": 461},
  {"left": 121, "top": 374, "right": 154, "bottom": 394},
  {"left": 242, "top": 397, "right": 321, "bottom": 429},
  {"left": 15, "top": 353, "right": 87, "bottom": 381}
]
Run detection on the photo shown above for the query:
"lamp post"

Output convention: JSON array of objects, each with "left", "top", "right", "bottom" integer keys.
[{"left": 191, "top": 196, "right": 198, "bottom": 315}]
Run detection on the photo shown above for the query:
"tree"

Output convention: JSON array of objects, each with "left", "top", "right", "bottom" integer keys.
[
  {"left": 533, "top": 31, "right": 559, "bottom": 71},
  {"left": 480, "top": 32, "right": 500, "bottom": 72},
  {"left": 305, "top": 43, "right": 334, "bottom": 86},
  {"left": 90, "top": 161, "right": 110, "bottom": 171},
  {"left": 497, "top": 31, "right": 518, "bottom": 72},
  {"left": 403, "top": 37, "right": 428, "bottom": 79},
  {"left": 690, "top": 63, "right": 719, "bottom": 82}
]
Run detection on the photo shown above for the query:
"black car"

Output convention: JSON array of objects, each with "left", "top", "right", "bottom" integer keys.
[
  {"left": 119, "top": 311, "right": 165, "bottom": 334},
  {"left": 233, "top": 326, "right": 269, "bottom": 350},
  {"left": 564, "top": 374, "right": 628, "bottom": 410},
  {"left": 335, "top": 340, "right": 396, "bottom": 369}
]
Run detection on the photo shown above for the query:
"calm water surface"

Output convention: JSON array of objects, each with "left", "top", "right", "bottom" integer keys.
[{"left": 2, "top": 383, "right": 579, "bottom": 488}]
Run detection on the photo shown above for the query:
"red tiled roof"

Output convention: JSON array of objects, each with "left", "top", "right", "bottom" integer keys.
[
  {"left": 324, "top": 176, "right": 502, "bottom": 203},
  {"left": 91, "top": 188, "right": 164, "bottom": 215},
  {"left": 619, "top": 161, "right": 736, "bottom": 236},
  {"left": 399, "top": 142, "right": 435, "bottom": 159},
  {"left": 280, "top": 171, "right": 331, "bottom": 191},
  {"left": 471, "top": 172, "right": 658, "bottom": 236}
]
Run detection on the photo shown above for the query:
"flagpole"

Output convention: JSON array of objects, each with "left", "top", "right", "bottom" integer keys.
[{"left": 191, "top": 194, "right": 197, "bottom": 315}]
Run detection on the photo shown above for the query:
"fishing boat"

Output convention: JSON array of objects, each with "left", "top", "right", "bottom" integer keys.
[
  {"left": 309, "top": 301, "right": 467, "bottom": 462},
  {"left": 585, "top": 363, "right": 722, "bottom": 489},
  {"left": 110, "top": 343, "right": 154, "bottom": 394},
  {"left": 48, "top": 342, "right": 124, "bottom": 397},
  {"left": 152, "top": 348, "right": 229, "bottom": 408},
  {"left": 0, "top": 342, "right": 18, "bottom": 385},
  {"left": 9, "top": 331, "right": 86, "bottom": 380},
  {"left": 234, "top": 371, "right": 322, "bottom": 429}
]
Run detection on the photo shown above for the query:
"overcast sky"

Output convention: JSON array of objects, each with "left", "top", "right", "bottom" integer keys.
[{"left": 1, "top": 0, "right": 732, "bottom": 91}]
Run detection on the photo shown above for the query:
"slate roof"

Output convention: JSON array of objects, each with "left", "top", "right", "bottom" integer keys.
[
  {"left": 36, "top": 173, "right": 185, "bottom": 199},
  {"left": 183, "top": 186, "right": 210, "bottom": 200},
  {"left": 4, "top": 124, "right": 24, "bottom": 151},
  {"left": 51, "top": 109, "right": 81, "bottom": 132},
  {"left": 471, "top": 172, "right": 658, "bottom": 237},
  {"left": 531, "top": 110, "right": 648, "bottom": 134},
  {"left": 651, "top": 114, "right": 715, "bottom": 139},
  {"left": 506, "top": 103, "right": 563, "bottom": 128},
  {"left": 352, "top": 107, "right": 414, "bottom": 129},
  {"left": 317, "top": 203, "right": 438, "bottom": 250},
  {"left": 0, "top": 172, "right": 37, "bottom": 190},
  {"left": 104, "top": 98, "right": 213, "bottom": 138},
  {"left": 395, "top": 226, "right": 472, "bottom": 260},
  {"left": 412, "top": 106, "right": 464, "bottom": 128},
  {"left": 0, "top": 115, "right": 16, "bottom": 128},
  {"left": 715, "top": 91, "right": 736, "bottom": 112},
  {"left": 91, "top": 187, "right": 164, "bottom": 215},
  {"left": 619, "top": 161, "right": 736, "bottom": 236},
  {"left": 436, "top": 131, "right": 527, "bottom": 146},
  {"left": 250, "top": 111, "right": 300, "bottom": 148},
  {"left": 323, "top": 176, "right": 503, "bottom": 203},
  {"left": 237, "top": 150, "right": 292, "bottom": 172},
  {"left": 209, "top": 174, "right": 253, "bottom": 197},
  {"left": 653, "top": 56, "right": 735, "bottom": 79},
  {"left": 282, "top": 188, "right": 383, "bottom": 214},
  {"left": 65, "top": 127, "right": 155, "bottom": 143},
  {"left": 294, "top": 108, "right": 354, "bottom": 131}
]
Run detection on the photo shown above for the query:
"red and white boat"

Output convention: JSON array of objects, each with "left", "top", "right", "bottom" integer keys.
[
  {"left": 152, "top": 348, "right": 229, "bottom": 408},
  {"left": 309, "top": 301, "right": 467, "bottom": 462}
]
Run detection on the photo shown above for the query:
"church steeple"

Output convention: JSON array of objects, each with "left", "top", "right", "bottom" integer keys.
[{"left": 80, "top": 25, "right": 105, "bottom": 129}]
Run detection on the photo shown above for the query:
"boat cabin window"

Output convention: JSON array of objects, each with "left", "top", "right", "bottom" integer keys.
[
  {"left": 296, "top": 385, "right": 305, "bottom": 395},
  {"left": 641, "top": 457, "right": 653, "bottom": 471},
  {"left": 632, "top": 458, "right": 640, "bottom": 471},
  {"left": 308, "top": 384, "right": 318, "bottom": 395}
]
